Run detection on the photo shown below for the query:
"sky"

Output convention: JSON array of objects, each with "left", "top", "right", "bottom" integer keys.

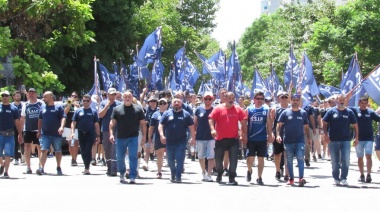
[{"left": 211, "top": 0, "right": 261, "bottom": 49}]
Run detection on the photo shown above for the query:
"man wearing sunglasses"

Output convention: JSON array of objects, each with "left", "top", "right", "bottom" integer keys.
[
  {"left": 148, "top": 98, "right": 169, "bottom": 179},
  {"left": 276, "top": 94, "right": 311, "bottom": 187},
  {"left": 71, "top": 94, "right": 100, "bottom": 175},
  {"left": 0, "top": 91, "right": 22, "bottom": 178},
  {"left": 194, "top": 92, "right": 215, "bottom": 182}
]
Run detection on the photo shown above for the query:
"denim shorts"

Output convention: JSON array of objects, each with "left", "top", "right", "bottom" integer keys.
[
  {"left": 0, "top": 135, "right": 15, "bottom": 157},
  {"left": 40, "top": 135, "right": 62, "bottom": 152},
  {"left": 375, "top": 135, "right": 380, "bottom": 151},
  {"left": 196, "top": 139, "right": 215, "bottom": 159},
  {"left": 355, "top": 140, "right": 373, "bottom": 157}
]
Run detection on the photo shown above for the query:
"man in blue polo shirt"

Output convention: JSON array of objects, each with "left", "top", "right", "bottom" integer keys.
[
  {"left": 276, "top": 94, "right": 310, "bottom": 187},
  {"left": 0, "top": 90, "right": 22, "bottom": 178},
  {"left": 37, "top": 91, "right": 66, "bottom": 175},
  {"left": 347, "top": 94, "right": 380, "bottom": 183},
  {"left": 323, "top": 94, "right": 358, "bottom": 186},
  {"left": 246, "top": 90, "right": 273, "bottom": 185},
  {"left": 72, "top": 94, "right": 101, "bottom": 175},
  {"left": 159, "top": 98, "right": 196, "bottom": 183}
]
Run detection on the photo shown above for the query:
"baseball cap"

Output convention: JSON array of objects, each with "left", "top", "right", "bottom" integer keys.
[
  {"left": 291, "top": 94, "right": 301, "bottom": 99},
  {"left": 204, "top": 92, "right": 213, "bottom": 98},
  {"left": 28, "top": 88, "right": 36, "bottom": 93},
  {"left": 108, "top": 88, "right": 116, "bottom": 94},
  {"left": 148, "top": 96, "right": 158, "bottom": 102},
  {"left": 277, "top": 91, "right": 288, "bottom": 97},
  {"left": 159, "top": 98, "right": 167, "bottom": 103},
  {"left": 2, "top": 90, "right": 10, "bottom": 96}
]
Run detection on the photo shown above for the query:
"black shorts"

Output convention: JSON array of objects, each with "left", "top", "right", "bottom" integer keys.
[
  {"left": 273, "top": 139, "right": 284, "bottom": 155},
  {"left": 246, "top": 141, "right": 267, "bottom": 157},
  {"left": 23, "top": 131, "right": 40, "bottom": 145},
  {"left": 154, "top": 140, "right": 166, "bottom": 150}
]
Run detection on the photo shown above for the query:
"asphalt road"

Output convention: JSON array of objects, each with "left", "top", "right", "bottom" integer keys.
[{"left": 1, "top": 148, "right": 380, "bottom": 212}]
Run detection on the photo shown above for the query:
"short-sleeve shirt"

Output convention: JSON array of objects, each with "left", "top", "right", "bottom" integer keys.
[
  {"left": 247, "top": 106, "right": 269, "bottom": 142},
  {"left": 303, "top": 105, "right": 314, "bottom": 129},
  {"left": 145, "top": 106, "right": 158, "bottom": 126},
  {"left": 110, "top": 104, "right": 145, "bottom": 139},
  {"left": 273, "top": 105, "right": 290, "bottom": 138},
  {"left": 64, "top": 104, "right": 82, "bottom": 128},
  {"left": 160, "top": 109, "right": 194, "bottom": 145},
  {"left": 208, "top": 104, "right": 246, "bottom": 140},
  {"left": 150, "top": 111, "right": 164, "bottom": 143},
  {"left": 323, "top": 107, "right": 357, "bottom": 141},
  {"left": 0, "top": 104, "right": 20, "bottom": 131},
  {"left": 278, "top": 109, "right": 308, "bottom": 144},
  {"left": 11, "top": 102, "right": 23, "bottom": 117},
  {"left": 21, "top": 101, "right": 43, "bottom": 131},
  {"left": 72, "top": 107, "right": 99, "bottom": 132},
  {"left": 38, "top": 104, "right": 66, "bottom": 136},
  {"left": 349, "top": 107, "right": 380, "bottom": 141},
  {"left": 99, "top": 100, "right": 121, "bottom": 132},
  {"left": 195, "top": 106, "right": 214, "bottom": 140}
]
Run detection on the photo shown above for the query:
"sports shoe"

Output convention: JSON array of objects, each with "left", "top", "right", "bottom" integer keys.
[
  {"left": 366, "top": 174, "right": 372, "bottom": 183},
  {"left": 341, "top": 179, "right": 348, "bottom": 186},
  {"left": 299, "top": 178, "right": 306, "bottom": 187},
  {"left": 226, "top": 179, "right": 238, "bottom": 185},
  {"left": 202, "top": 172, "right": 207, "bottom": 181},
  {"left": 191, "top": 155, "right": 195, "bottom": 161},
  {"left": 142, "top": 165, "right": 148, "bottom": 171},
  {"left": 205, "top": 175, "right": 213, "bottom": 182},
  {"left": 71, "top": 160, "right": 78, "bottom": 166},
  {"left": 284, "top": 175, "right": 289, "bottom": 181},
  {"left": 334, "top": 180, "right": 340, "bottom": 185},
  {"left": 57, "top": 167, "right": 63, "bottom": 175},
  {"left": 216, "top": 174, "right": 222, "bottom": 183},
  {"left": 14, "top": 159, "right": 19, "bottom": 165},
  {"left": 129, "top": 179, "right": 136, "bottom": 184},
  {"left": 36, "top": 167, "right": 44, "bottom": 175},
  {"left": 358, "top": 174, "right": 365, "bottom": 182},
  {"left": 91, "top": 159, "right": 97, "bottom": 166},
  {"left": 312, "top": 155, "right": 317, "bottom": 162},
  {"left": 0, "top": 166, "right": 4, "bottom": 175},
  {"left": 25, "top": 168, "right": 32, "bottom": 174},
  {"left": 305, "top": 159, "right": 310, "bottom": 167},
  {"left": 318, "top": 154, "right": 322, "bottom": 159},
  {"left": 125, "top": 172, "right": 130, "bottom": 179},
  {"left": 322, "top": 153, "right": 326, "bottom": 160},
  {"left": 157, "top": 172, "right": 162, "bottom": 179},
  {"left": 102, "top": 159, "right": 106, "bottom": 166},
  {"left": 175, "top": 178, "right": 182, "bottom": 183},
  {"left": 287, "top": 178, "right": 294, "bottom": 185},
  {"left": 120, "top": 176, "right": 127, "bottom": 184},
  {"left": 3, "top": 172, "right": 9, "bottom": 179},
  {"left": 256, "top": 177, "right": 264, "bottom": 185},
  {"left": 246, "top": 170, "right": 252, "bottom": 182},
  {"left": 275, "top": 171, "right": 281, "bottom": 181},
  {"left": 223, "top": 168, "right": 229, "bottom": 176}
]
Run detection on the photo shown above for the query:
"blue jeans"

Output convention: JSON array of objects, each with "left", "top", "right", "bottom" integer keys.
[
  {"left": 166, "top": 142, "right": 187, "bottom": 180},
  {"left": 0, "top": 135, "right": 14, "bottom": 157},
  {"left": 116, "top": 137, "right": 138, "bottom": 179},
  {"left": 328, "top": 141, "right": 351, "bottom": 181},
  {"left": 41, "top": 135, "right": 62, "bottom": 152},
  {"left": 284, "top": 142, "right": 305, "bottom": 179}
]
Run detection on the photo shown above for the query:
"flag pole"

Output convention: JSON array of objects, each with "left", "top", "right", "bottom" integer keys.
[
  {"left": 136, "top": 42, "right": 141, "bottom": 95},
  {"left": 94, "top": 55, "right": 99, "bottom": 110}
]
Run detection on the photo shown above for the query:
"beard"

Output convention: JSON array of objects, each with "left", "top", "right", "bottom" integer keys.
[
  {"left": 338, "top": 103, "right": 345, "bottom": 109},
  {"left": 173, "top": 106, "right": 181, "bottom": 112}
]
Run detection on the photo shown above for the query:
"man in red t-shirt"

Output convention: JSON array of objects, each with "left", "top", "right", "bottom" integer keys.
[{"left": 209, "top": 92, "right": 247, "bottom": 185}]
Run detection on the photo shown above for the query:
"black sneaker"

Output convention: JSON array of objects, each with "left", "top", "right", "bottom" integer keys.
[
  {"left": 191, "top": 155, "right": 195, "bottom": 161},
  {"left": 275, "top": 171, "right": 281, "bottom": 181},
  {"left": 91, "top": 159, "right": 97, "bottom": 166},
  {"left": 280, "top": 168, "right": 284, "bottom": 177},
  {"left": 256, "top": 177, "right": 264, "bottom": 185},
  {"left": 312, "top": 155, "right": 317, "bottom": 162},
  {"left": 0, "top": 166, "right": 4, "bottom": 175},
  {"left": 305, "top": 159, "right": 310, "bottom": 167},
  {"left": 284, "top": 175, "right": 289, "bottom": 181},
  {"left": 366, "top": 174, "right": 372, "bottom": 183},
  {"left": 358, "top": 174, "right": 365, "bottom": 182},
  {"left": 318, "top": 154, "right": 322, "bottom": 159},
  {"left": 246, "top": 170, "right": 252, "bottom": 182},
  {"left": 226, "top": 179, "right": 238, "bottom": 185},
  {"left": 216, "top": 174, "right": 222, "bottom": 183},
  {"left": 3, "top": 172, "right": 9, "bottom": 179},
  {"left": 223, "top": 168, "right": 229, "bottom": 176},
  {"left": 299, "top": 178, "right": 306, "bottom": 187},
  {"left": 25, "top": 168, "right": 32, "bottom": 174}
]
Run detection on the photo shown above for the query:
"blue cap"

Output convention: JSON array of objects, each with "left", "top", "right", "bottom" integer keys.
[{"left": 291, "top": 94, "right": 301, "bottom": 99}]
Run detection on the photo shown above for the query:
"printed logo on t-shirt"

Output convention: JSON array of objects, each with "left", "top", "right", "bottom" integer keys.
[
  {"left": 365, "top": 114, "right": 370, "bottom": 117},
  {"left": 5, "top": 110, "right": 11, "bottom": 113},
  {"left": 178, "top": 117, "right": 183, "bottom": 120},
  {"left": 263, "top": 111, "right": 267, "bottom": 115},
  {"left": 358, "top": 113, "right": 362, "bottom": 117},
  {"left": 168, "top": 116, "right": 173, "bottom": 120},
  {"left": 199, "top": 113, "right": 204, "bottom": 117},
  {"left": 333, "top": 113, "right": 338, "bottom": 118},
  {"left": 50, "top": 110, "right": 56, "bottom": 112},
  {"left": 342, "top": 115, "right": 348, "bottom": 118},
  {"left": 43, "top": 109, "right": 47, "bottom": 113},
  {"left": 79, "top": 112, "right": 84, "bottom": 116},
  {"left": 297, "top": 116, "right": 302, "bottom": 120},
  {"left": 288, "top": 116, "right": 292, "bottom": 120},
  {"left": 87, "top": 113, "right": 92, "bottom": 116}
]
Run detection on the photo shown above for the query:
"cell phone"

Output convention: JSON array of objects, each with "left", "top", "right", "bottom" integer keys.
[{"left": 21, "top": 85, "right": 25, "bottom": 92}]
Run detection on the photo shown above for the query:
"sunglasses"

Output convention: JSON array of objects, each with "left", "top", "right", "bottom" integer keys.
[
  {"left": 204, "top": 98, "right": 212, "bottom": 101},
  {"left": 1, "top": 94, "right": 9, "bottom": 97},
  {"left": 83, "top": 100, "right": 90, "bottom": 102},
  {"left": 255, "top": 98, "right": 264, "bottom": 100},
  {"left": 159, "top": 102, "right": 167, "bottom": 105},
  {"left": 71, "top": 95, "right": 78, "bottom": 98},
  {"left": 280, "top": 96, "right": 288, "bottom": 99}
]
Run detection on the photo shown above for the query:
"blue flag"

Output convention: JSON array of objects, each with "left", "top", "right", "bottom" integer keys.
[
  {"left": 151, "top": 60, "right": 165, "bottom": 91},
  {"left": 183, "top": 57, "right": 200, "bottom": 88},
  {"left": 267, "top": 66, "right": 284, "bottom": 101},
  {"left": 340, "top": 55, "right": 355, "bottom": 90},
  {"left": 251, "top": 69, "right": 270, "bottom": 98},
  {"left": 208, "top": 50, "right": 226, "bottom": 81},
  {"left": 98, "top": 62, "right": 115, "bottom": 93},
  {"left": 362, "top": 65, "right": 380, "bottom": 105},
  {"left": 300, "top": 53, "right": 314, "bottom": 86},
  {"left": 226, "top": 42, "right": 241, "bottom": 93},
  {"left": 127, "top": 63, "right": 139, "bottom": 97},
  {"left": 88, "top": 70, "right": 101, "bottom": 110},
  {"left": 194, "top": 51, "right": 223, "bottom": 81},
  {"left": 341, "top": 57, "right": 366, "bottom": 106},
  {"left": 284, "top": 46, "right": 300, "bottom": 90},
  {"left": 318, "top": 84, "right": 341, "bottom": 99},
  {"left": 137, "top": 27, "right": 163, "bottom": 67}
]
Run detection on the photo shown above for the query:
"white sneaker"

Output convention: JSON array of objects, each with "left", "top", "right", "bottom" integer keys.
[
  {"left": 341, "top": 179, "right": 348, "bottom": 186},
  {"left": 205, "top": 175, "right": 213, "bottom": 182},
  {"left": 322, "top": 153, "right": 326, "bottom": 160},
  {"left": 202, "top": 172, "right": 207, "bottom": 181},
  {"left": 120, "top": 176, "right": 127, "bottom": 184},
  {"left": 334, "top": 180, "right": 340, "bottom": 185},
  {"left": 13, "top": 159, "right": 19, "bottom": 165}
]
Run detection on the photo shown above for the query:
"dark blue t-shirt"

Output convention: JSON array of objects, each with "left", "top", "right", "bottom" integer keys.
[
  {"left": 21, "top": 101, "right": 43, "bottom": 131},
  {"left": 303, "top": 105, "right": 314, "bottom": 129},
  {"left": 73, "top": 107, "right": 99, "bottom": 132},
  {"left": 145, "top": 106, "right": 158, "bottom": 126},
  {"left": 247, "top": 106, "right": 269, "bottom": 142},
  {"left": 323, "top": 107, "right": 357, "bottom": 141},
  {"left": 160, "top": 109, "right": 194, "bottom": 145},
  {"left": 278, "top": 109, "right": 308, "bottom": 143},
  {"left": 0, "top": 104, "right": 20, "bottom": 131},
  {"left": 39, "top": 104, "right": 66, "bottom": 136},
  {"left": 195, "top": 106, "right": 213, "bottom": 140},
  {"left": 99, "top": 100, "right": 121, "bottom": 132},
  {"left": 349, "top": 107, "right": 380, "bottom": 141},
  {"left": 150, "top": 111, "right": 164, "bottom": 143},
  {"left": 11, "top": 102, "right": 22, "bottom": 117},
  {"left": 273, "top": 105, "right": 290, "bottom": 138}
]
